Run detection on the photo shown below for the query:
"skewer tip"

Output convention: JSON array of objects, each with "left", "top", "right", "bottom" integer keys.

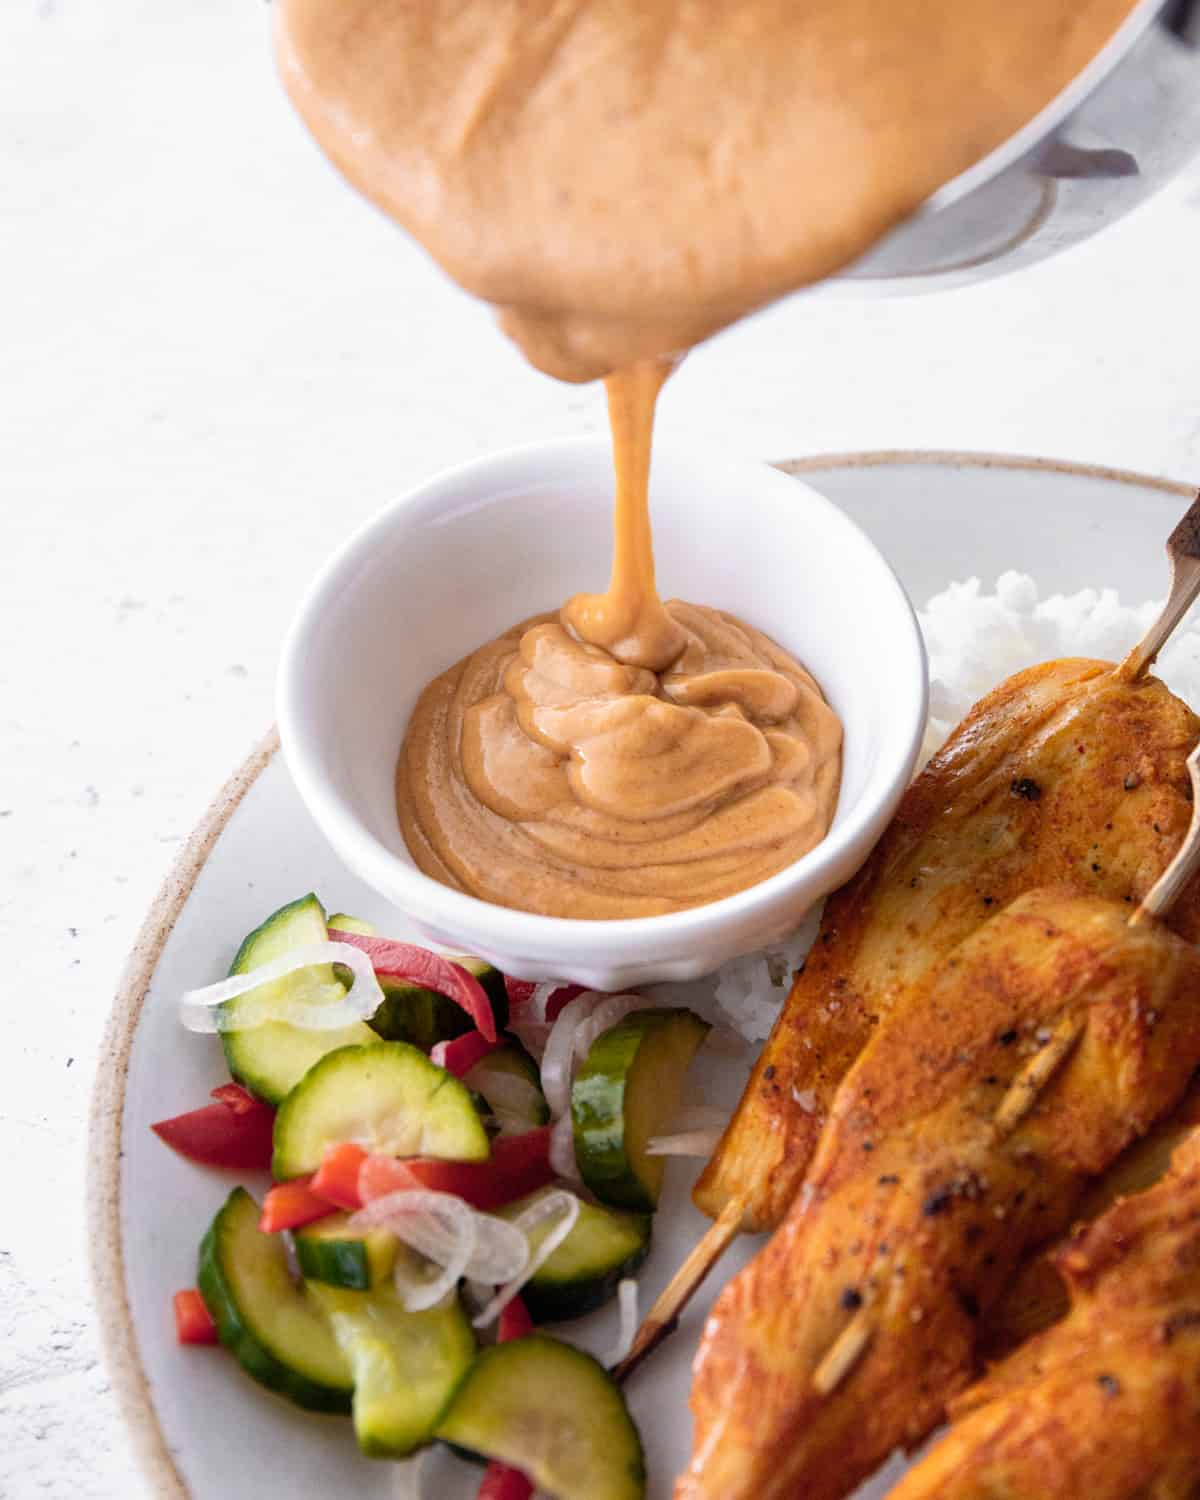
[{"left": 613, "top": 1198, "right": 744, "bottom": 1384}]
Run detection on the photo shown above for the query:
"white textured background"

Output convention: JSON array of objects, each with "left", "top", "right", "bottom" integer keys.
[{"left": 4, "top": 2, "right": 1200, "bottom": 1494}]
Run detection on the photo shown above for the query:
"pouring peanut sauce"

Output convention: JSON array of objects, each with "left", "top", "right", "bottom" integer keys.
[
  {"left": 275, "top": 0, "right": 1135, "bottom": 917},
  {"left": 396, "top": 359, "right": 842, "bottom": 917}
]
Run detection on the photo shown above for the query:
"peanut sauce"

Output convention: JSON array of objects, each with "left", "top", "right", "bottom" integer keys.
[{"left": 395, "top": 362, "right": 842, "bottom": 918}]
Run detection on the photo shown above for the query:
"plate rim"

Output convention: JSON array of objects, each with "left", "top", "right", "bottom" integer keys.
[
  {"left": 88, "top": 449, "right": 1196, "bottom": 1500},
  {"left": 89, "top": 727, "right": 279, "bottom": 1500}
]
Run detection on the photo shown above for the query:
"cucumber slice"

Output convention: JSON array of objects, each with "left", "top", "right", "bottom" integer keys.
[
  {"left": 435, "top": 1335, "right": 645, "bottom": 1500},
  {"left": 197, "top": 1187, "right": 353, "bottom": 1414},
  {"left": 326, "top": 912, "right": 376, "bottom": 936},
  {"left": 272, "top": 1041, "right": 491, "bottom": 1179},
  {"left": 293, "top": 1212, "right": 398, "bottom": 1291},
  {"left": 368, "top": 957, "right": 508, "bottom": 1050},
  {"left": 466, "top": 1043, "right": 550, "bottom": 1130},
  {"left": 309, "top": 1282, "right": 475, "bottom": 1458},
  {"left": 571, "top": 1008, "right": 710, "bottom": 1212},
  {"left": 221, "top": 894, "right": 376, "bottom": 1104},
  {"left": 497, "top": 1188, "right": 650, "bottom": 1323}
]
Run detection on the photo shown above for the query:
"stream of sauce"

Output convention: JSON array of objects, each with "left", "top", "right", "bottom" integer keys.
[{"left": 396, "top": 362, "right": 843, "bottom": 918}]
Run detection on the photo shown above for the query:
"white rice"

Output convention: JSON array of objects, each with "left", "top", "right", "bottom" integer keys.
[
  {"left": 655, "top": 572, "right": 1200, "bottom": 1044},
  {"left": 919, "top": 571, "right": 1200, "bottom": 765}
]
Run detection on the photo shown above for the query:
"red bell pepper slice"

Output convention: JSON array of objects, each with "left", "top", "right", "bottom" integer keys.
[
  {"left": 477, "top": 1462, "right": 533, "bottom": 1500},
  {"left": 497, "top": 1294, "right": 534, "bottom": 1343},
  {"left": 504, "top": 976, "right": 536, "bottom": 1007},
  {"left": 544, "top": 984, "right": 586, "bottom": 1021},
  {"left": 173, "top": 1289, "right": 218, "bottom": 1345},
  {"left": 357, "top": 1127, "right": 554, "bottom": 1213},
  {"left": 505, "top": 979, "right": 586, "bottom": 1021},
  {"left": 209, "top": 1082, "right": 261, "bottom": 1114},
  {"left": 431, "top": 1030, "right": 501, "bottom": 1078},
  {"left": 151, "top": 1085, "right": 275, "bottom": 1171},
  {"left": 328, "top": 931, "right": 498, "bottom": 1042},
  {"left": 356, "top": 1154, "right": 422, "bottom": 1203},
  {"left": 259, "top": 1178, "right": 333, "bottom": 1234},
  {"left": 309, "top": 1142, "right": 369, "bottom": 1210}
]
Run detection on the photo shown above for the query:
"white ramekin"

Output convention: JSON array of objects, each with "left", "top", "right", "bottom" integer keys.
[{"left": 278, "top": 437, "right": 927, "bottom": 990}]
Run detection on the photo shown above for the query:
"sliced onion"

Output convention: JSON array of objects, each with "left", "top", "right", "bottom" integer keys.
[
  {"left": 468, "top": 1219, "right": 531, "bottom": 1285},
  {"left": 506, "top": 982, "right": 587, "bottom": 1059},
  {"left": 539, "top": 992, "right": 600, "bottom": 1119},
  {"left": 390, "top": 1243, "right": 471, "bottom": 1315},
  {"left": 645, "top": 1128, "right": 723, "bottom": 1158},
  {"left": 526, "top": 982, "right": 567, "bottom": 1026},
  {"left": 540, "top": 992, "right": 646, "bottom": 1120},
  {"left": 365, "top": 1192, "right": 477, "bottom": 1311},
  {"left": 178, "top": 941, "right": 383, "bottom": 1034},
  {"left": 605, "top": 1278, "right": 640, "bottom": 1367},
  {"left": 506, "top": 1017, "right": 550, "bottom": 1062},
  {"left": 349, "top": 1189, "right": 528, "bottom": 1310},
  {"left": 468, "top": 1070, "right": 545, "bottom": 1121},
  {"left": 548, "top": 1111, "right": 582, "bottom": 1185},
  {"left": 473, "top": 1189, "right": 581, "bottom": 1328}
]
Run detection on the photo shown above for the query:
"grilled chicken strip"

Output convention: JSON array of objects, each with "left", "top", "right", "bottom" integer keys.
[
  {"left": 696, "top": 660, "right": 1200, "bottom": 1231},
  {"left": 889, "top": 1128, "right": 1200, "bottom": 1500},
  {"left": 680, "top": 890, "right": 1200, "bottom": 1500},
  {"left": 982, "top": 1072, "right": 1200, "bottom": 1357}
]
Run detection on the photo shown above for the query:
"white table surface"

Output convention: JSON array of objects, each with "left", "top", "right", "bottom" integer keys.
[{"left": 5, "top": 2, "right": 1200, "bottom": 1494}]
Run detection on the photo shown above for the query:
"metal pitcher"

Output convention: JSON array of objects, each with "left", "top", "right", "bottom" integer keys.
[{"left": 841, "top": 0, "right": 1200, "bottom": 288}]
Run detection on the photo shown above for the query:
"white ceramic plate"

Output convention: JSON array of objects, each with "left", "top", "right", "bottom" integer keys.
[{"left": 91, "top": 451, "right": 1197, "bottom": 1500}]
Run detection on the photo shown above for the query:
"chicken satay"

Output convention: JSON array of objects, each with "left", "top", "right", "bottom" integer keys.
[
  {"left": 619, "top": 496, "right": 1200, "bottom": 1384},
  {"left": 981, "top": 1070, "right": 1200, "bottom": 1358},
  {"left": 888, "top": 1129, "right": 1200, "bottom": 1500},
  {"left": 679, "top": 888, "right": 1200, "bottom": 1500},
  {"left": 696, "top": 660, "right": 1200, "bottom": 1232}
]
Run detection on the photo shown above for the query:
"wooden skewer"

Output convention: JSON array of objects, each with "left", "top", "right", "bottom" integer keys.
[
  {"left": 1117, "top": 490, "right": 1200, "bottom": 682},
  {"left": 1131, "top": 741, "right": 1200, "bottom": 925},
  {"left": 613, "top": 1199, "right": 742, "bottom": 1383},
  {"left": 991, "top": 1014, "right": 1084, "bottom": 1137},
  {"left": 812, "top": 1306, "right": 875, "bottom": 1396},
  {"left": 616, "top": 493, "right": 1200, "bottom": 1386}
]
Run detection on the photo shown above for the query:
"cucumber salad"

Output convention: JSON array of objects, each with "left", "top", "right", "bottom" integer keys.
[{"left": 153, "top": 893, "right": 714, "bottom": 1500}]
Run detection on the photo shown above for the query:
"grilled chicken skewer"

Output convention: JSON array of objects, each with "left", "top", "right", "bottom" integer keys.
[
  {"left": 888, "top": 1125, "right": 1200, "bottom": 1500},
  {"left": 616, "top": 495, "right": 1200, "bottom": 1382},
  {"left": 680, "top": 752, "right": 1200, "bottom": 1499},
  {"left": 680, "top": 893, "right": 1200, "bottom": 1497},
  {"left": 681, "top": 831, "right": 1200, "bottom": 1498}
]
